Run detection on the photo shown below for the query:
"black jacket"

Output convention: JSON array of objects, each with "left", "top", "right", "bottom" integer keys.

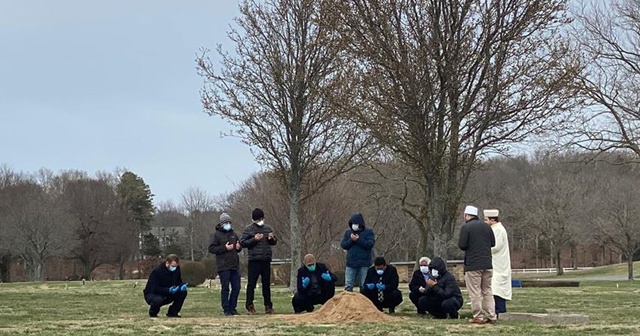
[
  {"left": 458, "top": 217, "right": 495, "bottom": 272},
  {"left": 208, "top": 225, "right": 242, "bottom": 272},
  {"left": 409, "top": 269, "right": 429, "bottom": 296},
  {"left": 295, "top": 262, "right": 337, "bottom": 296},
  {"left": 362, "top": 264, "right": 399, "bottom": 295},
  {"left": 143, "top": 263, "right": 183, "bottom": 296},
  {"left": 240, "top": 222, "right": 277, "bottom": 262},
  {"left": 424, "top": 257, "right": 462, "bottom": 301}
]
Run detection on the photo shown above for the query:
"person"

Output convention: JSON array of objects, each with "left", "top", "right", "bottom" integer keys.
[
  {"left": 361, "top": 256, "right": 403, "bottom": 314},
  {"left": 417, "top": 257, "right": 463, "bottom": 319},
  {"left": 241, "top": 208, "right": 277, "bottom": 314},
  {"left": 291, "top": 254, "right": 337, "bottom": 313},
  {"left": 208, "top": 212, "right": 243, "bottom": 316},
  {"left": 484, "top": 209, "right": 512, "bottom": 318},
  {"left": 458, "top": 205, "right": 497, "bottom": 324},
  {"left": 340, "top": 213, "right": 375, "bottom": 292},
  {"left": 409, "top": 256, "right": 431, "bottom": 315},
  {"left": 143, "top": 254, "right": 188, "bottom": 318}
]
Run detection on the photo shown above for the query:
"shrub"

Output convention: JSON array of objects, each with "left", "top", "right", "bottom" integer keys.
[
  {"left": 200, "top": 257, "right": 217, "bottom": 279},
  {"left": 180, "top": 261, "right": 207, "bottom": 287}
]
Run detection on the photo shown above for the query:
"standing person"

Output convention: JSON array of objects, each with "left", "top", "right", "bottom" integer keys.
[
  {"left": 241, "top": 208, "right": 277, "bottom": 314},
  {"left": 409, "top": 256, "right": 431, "bottom": 315},
  {"left": 340, "top": 213, "right": 375, "bottom": 292},
  {"left": 291, "top": 254, "right": 337, "bottom": 313},
  {"left": 458, "top": 205, "right": 497, "bottom": 324},
  {"left": 484, "top": 209, "right": 512, "bottom": 318},
  {"left": 361, "top": 257, "right": 403, "bottom": 314},
  {"left": 208, "top": 213, "right": 243, "bottom": 316},
  {"left": 143, "top": 254, "right": 188, "bottom": 318},
  {"left": 418, "top": 257, "right": 463, "bottom": 319}
]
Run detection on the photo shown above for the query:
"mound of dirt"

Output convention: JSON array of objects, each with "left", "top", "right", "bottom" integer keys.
[{"left": 283, "top": 291, "right": 400, "bottom": 324}]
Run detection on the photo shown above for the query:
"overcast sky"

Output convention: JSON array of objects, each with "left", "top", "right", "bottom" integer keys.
[{"left": 0, "top": 0, "right": 261, "bottom": 204}]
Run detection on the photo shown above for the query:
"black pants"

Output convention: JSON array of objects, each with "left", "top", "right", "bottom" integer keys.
[
  {"left": 291, "top": 286, "right": 336, "bottom": 313},
  {"left": 363, "top": 289, "right": 403, "bottom": 310},
  {"left": 418, "top": 295, "right": 462, "bottom": 319},
  {"left": 246, "top": 260, "right": 272, "bottom": 308},
  {"left": 144, "top": 291, "right": 187, "bottom": 316},
  {"left": 494, "top": 295, "right": 507, "bottom": 315},
  {"left": 409, "top": 291, "right": 426, "bottom": 314},
  {"left": 219, "top": 269, "right": 241, "bottom": 313}
]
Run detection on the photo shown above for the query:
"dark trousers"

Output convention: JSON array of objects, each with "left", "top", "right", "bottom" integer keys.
[
  {"left": 246, "top": 260, "right": 272, "bottom": 308},
  {"left": 494, "top": 295, "right": 507, "bottom": 315},
  {"left": 409, "top": 291, "right": 426, "bottom": 314},
  {"left": 363, "top": 289, "right": 403, "bottom": 310},
  {"left": 144, "top": 291, "right": 187, "bottom": 316},
  {"left": 219, "top": 269, "right": 241, "bottom": 313},
  {"left": 418, "top": 295, "right": 463, "bottom": 319},
  {"left": 291, "top": 286, "right": 336, "bottom": 313}
]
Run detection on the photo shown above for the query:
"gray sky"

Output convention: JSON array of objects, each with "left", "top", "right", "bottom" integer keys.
[{"left": 0, "top": 0, "right": 260, "bottom": 204}]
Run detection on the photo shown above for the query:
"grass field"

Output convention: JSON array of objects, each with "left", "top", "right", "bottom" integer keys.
[
  {"left": 516, "top": 262, "right": 640, "bottom": 281},
  {"left": 1, "top": 280, "right": 639, "bottom": 335}
]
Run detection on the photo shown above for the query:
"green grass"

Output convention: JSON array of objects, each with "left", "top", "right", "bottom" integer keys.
[
  {"left": 516, "top": 262, "right": 640, "bottom": 280},
  {"left": 1, "top": 280, "right": 640, "bottom": 335}
]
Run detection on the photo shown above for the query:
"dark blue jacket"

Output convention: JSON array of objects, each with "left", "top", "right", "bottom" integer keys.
[
  {"left": 340, "top": 213, "right": 375, "bottom": 268},
  {"left": 296, "top": 262, "right": 337, "bottom": 296},
  {"left": 143, "top": 263, "right": 183, "bottom": 296}
]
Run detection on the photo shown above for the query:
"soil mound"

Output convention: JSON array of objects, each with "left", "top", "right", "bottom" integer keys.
[{"left": 284, "top": 291, "right": 400, "bottom": 324}]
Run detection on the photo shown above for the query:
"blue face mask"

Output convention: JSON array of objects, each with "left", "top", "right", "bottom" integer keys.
[
  {"left": 222, "top": 223, "right": 232, "bottom": 231},
  {"left": 376, "top": 269, "right": 384, "bottom": 275},
  {"left": 307, "top": 265, "right": 316, "bottom": 272},
  {"left": 169, "top": 266, "right": 177, "bottom": 272}
]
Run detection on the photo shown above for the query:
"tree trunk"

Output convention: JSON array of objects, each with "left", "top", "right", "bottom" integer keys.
[
  {"left": 190, "top": 227, "right": 195, "bottom": 261},
  {"left": 627, "top": 252, "right": 634, "bottom": 281},
  {"left": 601, "top": 245, "right": 606, "bottom": 266},
  {"left": 535, "top": 235, "right": 540, "bottom": 268},
  {"left": 288, "top": 185, "right": 301, "bottom": 293},
  {"left": 0, "top": 252, "right": 10, "bottom": 282},
  {"left": 414, "top": 223, "right": 428, "bottom": 269},
  {"left": 571, "top": 245, "right": 577, "bottom": 270},
  {"left": 118, "top": 259, "right": 126, "bottom": 280},
  {"left": 556, "top": 249, "right": 564, "bottom": 276}
]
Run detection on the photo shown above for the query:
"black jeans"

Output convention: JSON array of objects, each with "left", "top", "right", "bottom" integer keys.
[
  {"left": 419, "top": 295, "right": 463, "bottom": 319},
  {"left": 494, "top": 295, "right": 507, "bottom": 314},
  {"left": 291, "top": 286, "right": 336, "bottom": 313},
  {"left": 246, "top": 260, "right": 272, "bottom": 308},
  {"left": 144, "top": 291, "right": 187, "bottom": 316},
  {"left": 219, "top": 269, "right": 241, "bottom": 313},
  {"left": 363, "top": 289, "right": 403, "bottom": 310},
  {"left": 409, "top": 291, "right": 426, "bottom": 314}
]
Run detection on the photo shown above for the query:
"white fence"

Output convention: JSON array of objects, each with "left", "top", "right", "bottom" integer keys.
[{"left": 511, "top": 267, "right": 594, "bottom": 274}]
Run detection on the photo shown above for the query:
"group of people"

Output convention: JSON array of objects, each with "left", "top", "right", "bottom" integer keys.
[{"left": 142, "top": 206, "right": 512, "bottom": 325}]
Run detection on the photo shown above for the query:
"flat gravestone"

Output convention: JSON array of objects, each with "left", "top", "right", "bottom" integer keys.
[{"left": 499, "top": 312, "right": 589, "bottom": 325}]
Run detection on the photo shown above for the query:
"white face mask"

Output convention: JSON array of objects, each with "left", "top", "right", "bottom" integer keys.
[
  {"left": 351, "top": 224, "right": 359, "bottom": 231},
  {"left": 222, "top": 223, "right": 232, "bottom": 231},
  {"left": 420, "top": 266, "right": 429, "bottom": 274},
  {"left": 431, "top": 269, "right": 439, "bottom": 278},
  {"left": 256, "top": 220, "right": 264, "bottom": 226}
]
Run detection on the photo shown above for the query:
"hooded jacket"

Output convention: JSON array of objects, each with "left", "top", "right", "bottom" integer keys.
[
  {"left": 458, "top": 217, "right": 495, "bottom": 272},
  {"left": 208, "top": 223, "right": 242, "bottom": 272},
  {"left": 424, "top": 257, "right": 462, "bottom": 301},
  {"left": 340, "top": 213, "right": 376, "bottom": 268}
]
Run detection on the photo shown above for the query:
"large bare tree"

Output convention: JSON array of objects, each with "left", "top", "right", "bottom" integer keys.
[
  {"left": 330, "top": 0, "right": 580, "bottom": 258},
  {"left": 197, "top": 0, "right": 369, "bottom": 289},
  {"left": 181, "top": 187, "right": 215, "bottom": 261}
]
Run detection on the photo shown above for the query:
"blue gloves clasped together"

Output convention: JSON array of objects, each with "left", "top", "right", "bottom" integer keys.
[
  {"left": 302, "top": 272, "right": 333, "bottom": 289},
  {"left": 365, "top": 283, "right": 386, "bottom": 291},
  {"left": 169, "top": 283, "right": 189, "bottom": 294}
]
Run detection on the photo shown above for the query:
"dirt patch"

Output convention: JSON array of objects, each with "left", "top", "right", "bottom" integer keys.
[{"left": 282, "top": 291, "right": 400, "bottom": 324}]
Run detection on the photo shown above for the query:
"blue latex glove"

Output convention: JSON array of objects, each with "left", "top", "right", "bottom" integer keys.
[
  {"left": 169, "top": 286, "right": 179, "bottom": 294},
  {"left": 366, "top": 283, "right": 375, "bottom": 290},
  {"left": 321, "top": 272, "right": 332, "bottom": 281},
  {"left": 180, "top": 283, "right": 188, "bottom": 292},
  {"left": 302, "top": 277, "right": 310, "bottom": 288},
  {"left": 376, "top": 283, "right": 386, "bottom": 291}
]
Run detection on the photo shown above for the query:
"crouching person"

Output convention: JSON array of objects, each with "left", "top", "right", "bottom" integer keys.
[
  {"left": 292, "top": 254, "right": 337, "bottom": 313},
  {"left": 362, "top": 257, "right": 403, "bottom": 314},
  {"left": 409, "top": 256, "right": 431, "bottom": 316},
  {"left": 418, "top": 257, "right": 463, "bottom": 319},
  {"left": 143, "top": 254, "right": 188, "bottom": 318}
]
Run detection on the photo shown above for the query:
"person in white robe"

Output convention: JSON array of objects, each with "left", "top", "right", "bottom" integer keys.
[{"left": 484, "top": 209, "right": 511, "bottom": 317}]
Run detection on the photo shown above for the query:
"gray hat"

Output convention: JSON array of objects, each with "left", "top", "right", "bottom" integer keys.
[{"left": 219, "top": 213, "right": 232, "bottom": 224}]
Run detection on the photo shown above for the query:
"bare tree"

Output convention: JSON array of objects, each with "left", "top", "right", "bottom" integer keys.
[
  {"left": 571, "top": 0, "right": 640, "bottom": 157},
  {"left": 328, "top": 0, "right": 580, "bottom": 259},
  {"left": 181, "top": 187, "right": 215, "bottom": 261},
  {"left": 197, "top": 0, "right": 369, "bottom": 290}
]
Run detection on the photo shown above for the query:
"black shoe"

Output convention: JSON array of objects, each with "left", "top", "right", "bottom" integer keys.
[
  {"left": 449, "top": 313, "right": 459, "bottom": 319},
  {"left": 389, "top": 307, "right": 396, "bottom": 315},
  {"left": 223, "top": 311, "right": 233, "bottom": 316},
  {"left": 231, "top": 310, "right": 240, "bottom": 316},
  {"left": 418, "top": 311, "right": 427, "bottom": 316},
  {"left": 166, "top": 314, "right": 182, "bottom": 318},
  {"left": 149, "top": 313, "right": 158, "bottom": 318}
]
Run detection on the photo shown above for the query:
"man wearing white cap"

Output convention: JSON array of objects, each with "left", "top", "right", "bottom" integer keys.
[
  {"left": 458, "top": 205, "right": 497, "bottom": 324},
  {"left": 484, "top": 209, "right": 511, "bottom": 318}
]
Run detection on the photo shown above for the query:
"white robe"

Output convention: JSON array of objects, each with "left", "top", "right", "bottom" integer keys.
[{"left": 491, "top": 222, "right": 512, "bottom": 300}]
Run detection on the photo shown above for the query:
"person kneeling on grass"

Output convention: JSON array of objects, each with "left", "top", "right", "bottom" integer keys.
[
  {"left": 291, "top": 254, "right": 337, "bottom": 313},
  {"left": 143, "top": 254, "right": 188, "bottom": 318},
  {"left": 417, "top": 257, "right": 463, "bottom": 319},
  {"left": 361, "top": 256, "right": 403, "bottom": 314},
  {"left": 409, "top": 256, "right": 431, "bottom": 316}
]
